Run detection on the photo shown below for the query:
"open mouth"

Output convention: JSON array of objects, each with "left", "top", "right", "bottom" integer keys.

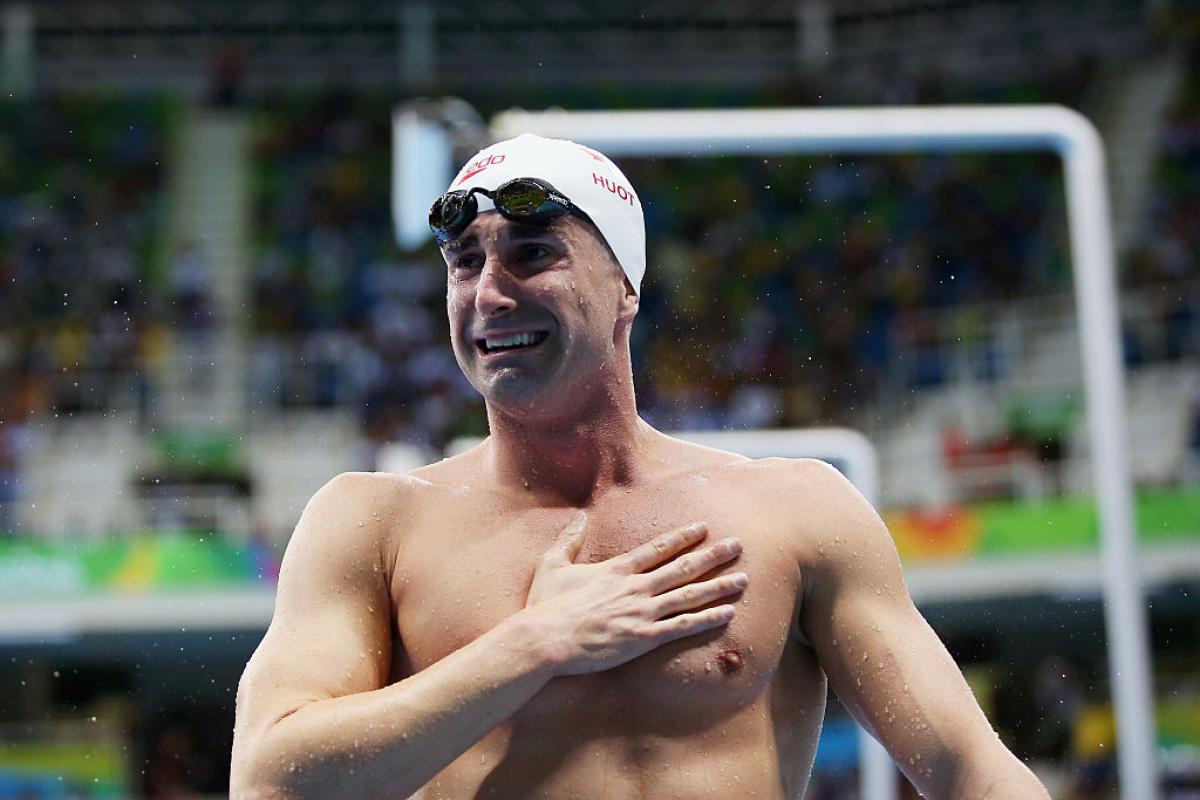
[{"left": 476, "top": 330, "right": 550, "bottom": 355}]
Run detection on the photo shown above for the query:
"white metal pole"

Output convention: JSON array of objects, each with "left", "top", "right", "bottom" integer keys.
[
  {"left": 1059, "top": 114, "right": 1159, "bottom": 800},
  {"left": 490, "top": 106, "right": 1157, "bottom": 800}
]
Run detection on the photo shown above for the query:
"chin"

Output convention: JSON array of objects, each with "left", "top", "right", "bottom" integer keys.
[
  {"left": 482, "top": 376, "right": 553, "bottom": 411},
  {"left": 482, "top": 375, "right": 582, "bottom": 424}
]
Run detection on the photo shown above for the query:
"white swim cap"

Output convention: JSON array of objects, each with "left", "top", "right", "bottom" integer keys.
[{"left": 446, "top": 133, "right": 646, "bottom": 294}]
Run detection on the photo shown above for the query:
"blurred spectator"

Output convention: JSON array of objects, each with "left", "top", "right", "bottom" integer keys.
[
  {"left": 168, "top": 242, "right": 215, "bottom": 334},
  {"left": 209, "top": 44, "right": 244, "bottom": 109}
]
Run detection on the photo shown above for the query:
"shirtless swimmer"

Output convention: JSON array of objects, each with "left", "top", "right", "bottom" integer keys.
[{"left": 230, "top": 133, "right": 1050, "bottom": 799}]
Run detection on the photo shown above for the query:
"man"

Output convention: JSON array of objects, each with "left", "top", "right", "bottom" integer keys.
[{"left": 231, "top": 134, "right": 1049, "bottom": 799}]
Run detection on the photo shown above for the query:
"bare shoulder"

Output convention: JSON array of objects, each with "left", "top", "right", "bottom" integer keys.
[
  {"left": 713, "top": 454, "right": 852, "bottom": 498},
  {"left": 652, "top": 433, "right": 752, "bottom": 470},
  {"left": 305, "top": 469, "right": 429, "bottom": 522},
  {"left": 289, "top": 469, "right": 437, "bottom": 563},
  {"left": 715, "top": 456, "right": 889, "bottom": 561}
]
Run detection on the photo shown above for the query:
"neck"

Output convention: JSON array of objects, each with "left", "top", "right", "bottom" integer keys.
[{"left": 483, "top": 378, "right": 652, "bottom": 506}]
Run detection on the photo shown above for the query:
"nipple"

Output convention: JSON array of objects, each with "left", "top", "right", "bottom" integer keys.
[{"left": 716, "top": 649, "right": 744, "bottom": 675}]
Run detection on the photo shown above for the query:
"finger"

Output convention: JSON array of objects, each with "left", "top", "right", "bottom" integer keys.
[
  {"left": 543, "top": 511, "right": 589, "bottom": 565},
  {"left": 653, "top": 572, "right": 747, "bottom": 618},
  {"left": 646, "top": 604, "right": 736, "bottom": 645},
  {"left": 616, "top": 522, "right": 708, "bottom": 573},
  {"left": 642, "top": 537, "right": 742, "bottom": 593}
]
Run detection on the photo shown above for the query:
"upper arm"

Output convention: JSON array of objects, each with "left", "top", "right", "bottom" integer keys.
[
  {"left": 791, "top": 460, "right": 1025, "bottom": 797},
  {"left": 233, "top": 471, "right": 399, "bottom": 761}
]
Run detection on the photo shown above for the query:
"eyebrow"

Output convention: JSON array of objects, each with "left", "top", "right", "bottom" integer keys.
[{"left": 439, "top": 223, "right": 563, "bottom": 256}]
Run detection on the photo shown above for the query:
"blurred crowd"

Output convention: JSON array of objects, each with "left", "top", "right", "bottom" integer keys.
[
  {"left": 1, "top": 56, "right": 1198, "bottom": 472},
  {"left": 0, "top": 93, "right": 179, "bottom": 408},
  {"left": 241, "top": 60, "right": 1196, "bottom": 457},
  {"left": 624, "top": 148, "right": 1067, "bottom": 431},
  {"left": 247, "top": 92, "right": 482, "bottom": 450},
  {"left": 0, "top": 94, "right": 177, "bottom": 531}
]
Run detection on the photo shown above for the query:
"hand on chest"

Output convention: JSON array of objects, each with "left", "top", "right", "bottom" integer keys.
[{"left": 395, "top": 499, "right": 802, "bottom": 699}]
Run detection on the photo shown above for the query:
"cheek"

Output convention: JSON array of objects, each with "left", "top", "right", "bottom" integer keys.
[
  {"left": 446, "top": 286, "right": 472, "bottom": 326},
  {"left": 446, "top": 311, "right": 472, "bottom": 357}
]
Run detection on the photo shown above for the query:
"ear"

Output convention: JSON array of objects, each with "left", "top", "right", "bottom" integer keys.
[{"left": 617, "top": 277, "right": 640, "bottom": 322}]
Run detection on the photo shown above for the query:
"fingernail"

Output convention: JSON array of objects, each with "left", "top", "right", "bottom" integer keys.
[
  {"left": 724, "top": 537, "right": 742, "bottom": 552},
  {"left": 688, "top": 522, "right": 707, "bottom": 533},
  {"left": 732, "top": 572, "right": 748, "bottom": 588}
]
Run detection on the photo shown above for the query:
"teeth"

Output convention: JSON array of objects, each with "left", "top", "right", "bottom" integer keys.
[{"left": 484, "top": 332, "right": 540, "bottom": 350}]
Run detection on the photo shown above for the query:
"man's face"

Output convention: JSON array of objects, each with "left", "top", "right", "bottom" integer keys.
[{"left": 441, "top": 210, "right": 634, "bottom": 418}]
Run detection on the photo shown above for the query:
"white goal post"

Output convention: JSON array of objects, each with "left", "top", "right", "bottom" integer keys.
[{"left": 476, "top": 106, "right": 1156, "bottom": 800}]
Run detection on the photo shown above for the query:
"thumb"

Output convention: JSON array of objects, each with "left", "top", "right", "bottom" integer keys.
[{"left": 546, "top": 511, "right": 588, "bottom": 565}]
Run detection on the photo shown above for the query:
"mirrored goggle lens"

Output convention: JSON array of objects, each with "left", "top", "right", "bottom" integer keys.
[
  {"left": 430, "top": 192, "right": 470, "bottom": 231},
  {"left": 495, "top": 181, "right": 561, "bottom": 217}
]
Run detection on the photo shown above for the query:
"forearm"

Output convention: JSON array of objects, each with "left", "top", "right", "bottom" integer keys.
[
  {"left": 232, "top": 612, "right": 558, "bottom": 799},
  {"left": 931, "top": 740, "right": 1050, "bottom": 800}
]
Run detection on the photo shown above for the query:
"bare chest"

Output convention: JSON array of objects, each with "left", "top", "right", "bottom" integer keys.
[{"left": 389, "top": 482, "right": 805, "bottom": 721}]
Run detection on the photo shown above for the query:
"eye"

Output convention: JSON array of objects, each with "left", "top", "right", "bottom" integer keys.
[
  {"left": 451, "top": 252, "right": 483, "bottom": 272},
  {"left": 520, "top": 243, "right": 551, "bottom": 261}
]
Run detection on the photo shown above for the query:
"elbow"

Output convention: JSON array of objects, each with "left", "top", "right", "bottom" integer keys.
[
  {"left": 230, "top": 720, "right": 376, "bottom": 800},
  {"left": 230, "top": 722, "right": 305, "bottom": 800},
  {"left": 949, "top": 750, "right": 1051, "bottom": 800},
  {"left": 231, "top": 698, "right": 314, "bottom": 797},
  {"left": 229, "top": 741, "right": 282, "bottom": 799},
  {"left": 230, "top": 749, "right": 311, "bottom": 800},
  {"left": 229, "top": 780, "right": 295, "bottom": 800}
]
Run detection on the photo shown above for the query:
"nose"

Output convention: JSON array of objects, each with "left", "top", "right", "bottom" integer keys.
[{"left": 474, "top": 257, "right": 518, "bottom": 319}]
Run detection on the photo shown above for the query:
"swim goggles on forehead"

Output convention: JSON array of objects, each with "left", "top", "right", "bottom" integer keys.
[{"left": 428, "top": 177, "right": 581, "bottom": 244}]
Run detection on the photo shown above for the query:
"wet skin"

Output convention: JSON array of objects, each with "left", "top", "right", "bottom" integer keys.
[
  {"left": 394, "top": 448, "right": 826, "bottom": 799},
  {"left": 231, "top": 210, "right": 1049, "bottom": 800}
]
